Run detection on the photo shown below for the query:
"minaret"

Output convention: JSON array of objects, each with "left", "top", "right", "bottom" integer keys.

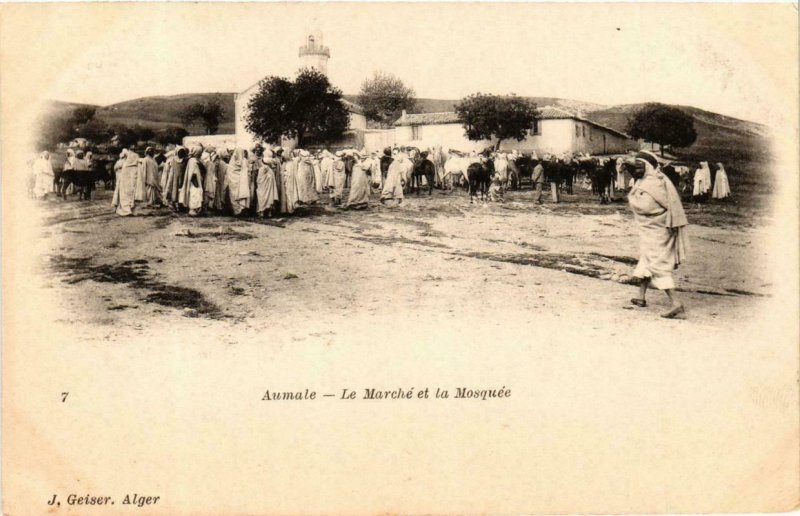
[{"left": 298, "top": 31, "right": 330, "bottom": 76}]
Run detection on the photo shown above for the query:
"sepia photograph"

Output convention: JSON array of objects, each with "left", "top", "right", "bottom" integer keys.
[{"left": 2, "top": 3, "right": 798, "bottom": 515}]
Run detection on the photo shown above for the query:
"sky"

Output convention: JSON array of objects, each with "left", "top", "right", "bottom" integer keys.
[{"left": 4, "top": 3, "right": 798, "bottom": 126}]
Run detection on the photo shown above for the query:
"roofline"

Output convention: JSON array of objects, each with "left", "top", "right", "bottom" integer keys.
[
  {"left": 394, "top": 111, "right": 462, "bottom": 126},
  {"left": 395, "top": 109, "right": 631, "bottom": 138}
]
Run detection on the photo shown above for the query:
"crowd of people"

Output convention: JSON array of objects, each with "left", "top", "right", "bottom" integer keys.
[
  {"left": 110, "top": 144, "right": 385, "bottom": 217},
  {"left": 28, "top": 143, "right": 732, "bottom": 215},
  {"left": 29, "top": 142, "right": 724, "bottom": 319}
]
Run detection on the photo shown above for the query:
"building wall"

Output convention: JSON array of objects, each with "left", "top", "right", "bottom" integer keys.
[
  {"left": 395, "top": 124, "right": 493, "bottom": 152},
  {"left": 568, "top": 121, "right": 633, "bottom": 154},
  {"left": 182, "top": 134, "right": 237, "bottom": 150},
  {"left": 363, "top": 130, "right": 396, "bottom": 152},
  {"left": 349, "top": 113, "right": 367, "bottom": 131},
  {"left": 395, "top": 118, "right": 633, "bottom": 155},
  {"left": 300, "top": 54, "right": 328, "bottom": 75},
  {"left": 234, "top": 87, "right": 257, "bottom": 150},
  {"left": 500, "top": 119, "right": 575, "bottom": 154}
]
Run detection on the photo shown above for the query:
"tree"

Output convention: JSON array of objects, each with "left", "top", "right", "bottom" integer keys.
[
  {"left": 155, "top": 126, "right": 189, "bottom": 145},
  {"left": 357, "top": 71, "right": 416, "bottom": 128},
  {"left": 626, "top": 103, "right": 697, "bottom": 156},
  {"left": 76, "top": 117, "right": 112, "bottom": 143},
  {"left": 181, "top": 94, "right": 225, "bottom": 135},
  {"left": 454, "top": 93, "right": 538, "bottom": 150},
  {"left": 112, "top": 124, "right": 154, "bottom": 148},
  {"left": 71, "top": 106, "right": 97, "bottom": 126},
  {"left": 35, "top": 112, "right": 74, "bottom": 149},
  {"left": 245, "top": 68, "right": 349, "bottom": 148}
]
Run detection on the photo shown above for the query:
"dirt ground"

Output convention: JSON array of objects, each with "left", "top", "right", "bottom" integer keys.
[{"left": 36, "top": 184, "right": 774, "bottom": 340}]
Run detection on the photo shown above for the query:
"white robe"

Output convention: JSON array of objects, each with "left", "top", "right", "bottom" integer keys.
[
  {"left": 33, "top": 156, "right": 55, "bottom": 198},
  {"left": 712, "top": 166, "right": 731, "bottom": 199}
]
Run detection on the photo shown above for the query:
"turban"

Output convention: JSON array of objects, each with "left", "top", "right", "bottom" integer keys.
[{"left": 635, "top": 150, "right": 660, "bottom": 170}]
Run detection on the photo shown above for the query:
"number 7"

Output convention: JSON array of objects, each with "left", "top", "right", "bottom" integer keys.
[{"left": 61, "top": 392, "right": 69, "bottom": 402}]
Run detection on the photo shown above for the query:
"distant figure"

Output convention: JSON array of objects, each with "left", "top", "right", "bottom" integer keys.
[
  {"left": 181, "top": 145, "right": 206, "bottom": 216},
  {"left": 329, "top": 151, "right": 347, "bottom": 207},
  {"left": 345, "top": 152, "right": 372, "bottom": 210},
  {"left": 493, "top": 152, "right": 509, "bottom": 191},
  {"left": 692, "top": 161, "right": 712, "bottom": 202},
  {"left": 255, "top": 148, "right": 280, "bottom": 218},
  {"left": 712, "top": 162, "right": 731, "bottom": 199},
  {"left": 531, "top": 160, "right": 545, "bottom": 204},
  {"left": 33, "top": 151, "right": 55, "bottom": 199},
  {"left": 296, "top": 150, "right": 318, "bottom": 205},
  {"left": 379, "top": 148, "right": 393, "bottom": 188},
  {"left": 544, "top": 158, "right": 560, "bottom": 203},
  {"left": 320, "top": 150, "right": 334, "bottom": 192},
  {"left": 381, "top": 149, "right": 406, "bottom": 206},
  {"left": 615, "top": 157, "right": 627, "bottom": 190},
  {"left": 225, "top": 148, "right": 251, "bottom": 216},
  {"left": 279, "top": 151, "right": 301, "bottom": 214},
  {"left": 142, "top": 147, "right": 162, "bottom": 207},
  {"left": 112, "top": 149, "right": 139, "bottom": 216},
  {"left": 628, "top": 151, "right": 688, "bottom": 319}
]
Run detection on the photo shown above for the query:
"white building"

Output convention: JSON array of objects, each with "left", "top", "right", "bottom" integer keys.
[
  {"left": 231, "top": 32, "right": 367, "bottom": 151},
  {"left": 392, "top": 106, "right": 633, "bottom": 155}
]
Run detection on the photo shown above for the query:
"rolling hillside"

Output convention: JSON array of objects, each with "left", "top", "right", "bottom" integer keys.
[{"left": 45, "top": 93, "right": 767, "bottom": 144}]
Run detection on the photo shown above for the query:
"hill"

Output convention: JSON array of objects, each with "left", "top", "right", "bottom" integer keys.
[
  {"left": 98, "top": 93, "right": 236, "bottom": 134},
  {"left": 44, "top": 94, "right": 608, "bottom": 135},
  {"left": 41, "top": 94, "right": 237, "bottom": 136}
]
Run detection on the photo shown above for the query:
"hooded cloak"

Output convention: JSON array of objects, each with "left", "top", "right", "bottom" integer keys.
[
  {"left": 225, "top": 148, "right": 251, "bottom": 215},
  {"left": 629, "top": 153, "right": 689, "bottom": 289},
  {"left": 112, "top": 150, "right": 139, "bottom": 216},
  {"left": 712, "top": 162, "right": 731, "bottom": 199}
]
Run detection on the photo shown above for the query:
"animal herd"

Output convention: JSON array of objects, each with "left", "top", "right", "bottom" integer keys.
[{"left": 391, "top": 146, "right": 637, "bottom": 204}]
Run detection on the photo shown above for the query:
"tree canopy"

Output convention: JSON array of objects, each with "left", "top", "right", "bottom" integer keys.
[
  {"left": 626, "top": 103, "right": 697, "bottom": 156},
  {"left": 454, "top": 94, "right": 538, "bottom": 149},
  {"left": 155, "top": 126, "right": 190, "bottom": 145},
  {"left": 181, "top": 94, "right": 226, "bottom": 135},
  {"left": 357, "top": 71, "right": 416, "bottom": 128},
  {"left": 245, "top": 68, "right": 349, "bottom": 148}
]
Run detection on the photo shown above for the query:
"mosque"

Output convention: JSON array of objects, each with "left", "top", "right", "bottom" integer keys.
[
  {"left": 224, "top": 32, "right": 369, "bottom": 152},
  {"left": 185, "top": 32, "right": 632, "bottom": 155},
  {"left": 185, "top": 32, "right": 367, "bottom": 151}
]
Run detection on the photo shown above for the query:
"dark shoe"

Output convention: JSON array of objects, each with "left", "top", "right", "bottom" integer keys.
[{"left": 630, "top": 298, "right": 647, "bottom": 307}]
